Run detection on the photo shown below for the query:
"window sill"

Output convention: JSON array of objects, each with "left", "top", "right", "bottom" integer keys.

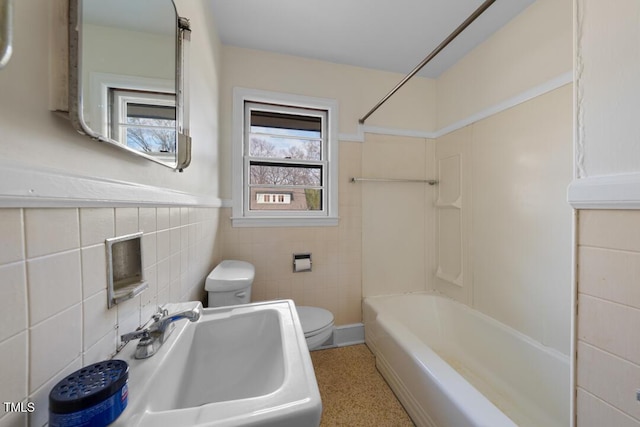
[{"left": 231, "top": 216, "right": 339, "bottom": 228}]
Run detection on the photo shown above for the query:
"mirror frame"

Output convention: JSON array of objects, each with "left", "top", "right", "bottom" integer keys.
[
  {"left": 0, "top": 0, "right": 13, "bottom": 69},
  {"left": 68, "top": 0, "right": 192, "bottom": 171}
]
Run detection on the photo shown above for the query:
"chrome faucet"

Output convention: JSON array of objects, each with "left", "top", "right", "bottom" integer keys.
[{"left": 121, "top": 302, "right": 202, "bottom": 359}]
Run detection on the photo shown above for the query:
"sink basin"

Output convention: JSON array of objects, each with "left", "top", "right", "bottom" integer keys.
[{"left": 112, "top": 300, "right": 322, "bottom": 427}]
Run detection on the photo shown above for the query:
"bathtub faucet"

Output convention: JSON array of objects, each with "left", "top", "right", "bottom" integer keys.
[{"left": 120, "top": 302, "right": 202, "bottom": 359}]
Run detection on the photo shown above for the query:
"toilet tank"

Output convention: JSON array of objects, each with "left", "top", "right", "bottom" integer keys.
[{"left": 205, "top": 260, "right": 255, "bottom": 307}]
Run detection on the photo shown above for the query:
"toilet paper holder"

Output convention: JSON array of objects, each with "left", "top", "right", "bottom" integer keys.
[{"left": 293, "top": 253, "right": 312, "bottom": 272}]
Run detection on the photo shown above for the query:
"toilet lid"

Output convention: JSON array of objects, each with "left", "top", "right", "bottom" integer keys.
[{"left": 297, "top": 306, "right": 334, "bottom": 335}]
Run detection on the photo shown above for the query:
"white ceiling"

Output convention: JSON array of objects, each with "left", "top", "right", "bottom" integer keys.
[{"left": 208, "top": 0, "right": 535, "bottom": 78}]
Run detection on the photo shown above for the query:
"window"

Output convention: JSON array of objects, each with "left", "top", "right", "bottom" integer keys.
[
  {"left": 232, "top": 89, "right": 338, "bottom": 227},
  {"left": 109, "top": 89, "right": 176, "bottom": 162}
]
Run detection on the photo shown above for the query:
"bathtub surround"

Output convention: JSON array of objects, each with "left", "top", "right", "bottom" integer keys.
[
  {"left": 361, "top": 133, "right": 435, "bottom": 298},
  {"left": 358, "top": 0, "right": 573, "bottom": 355},
  {"left": 434, "top": 85, "right": 573, "bottom": 354}
]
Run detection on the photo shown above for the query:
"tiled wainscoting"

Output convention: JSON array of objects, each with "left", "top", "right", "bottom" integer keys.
[
  {"left": 218, "top": 206, "right": 363, "bottom": 326},
  {"left": 577, "top": 210, "right": 640, "bottom": 426},
  {"left": 0, "top": 207, "right": 221, "bottom": 426}
]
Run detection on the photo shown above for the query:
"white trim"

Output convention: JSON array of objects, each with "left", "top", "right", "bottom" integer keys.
[
  {"left": 0, "top": 162, "right": 221, "bottom": 208},
  {"left": 338, "top": 72, "right": 574, "bottom": 143},
  {"left": 89, "top": 72, "right": 174, "bottom": 138},
  {"left": 333, "top": 323, "right": 365, "bottom": 347},
  {"left": 232, "top": 87, "right": 339, "bottom": 227},
  {"left": 310, "top": 323, "right": 365, "bottom": 351},
  {"left": 231, "top": 216, "right": 338, "bottom": 228},
  {"left": 567, "top": 173, "right": 640, "bottom": 209},
  {"left": 432, "top": 72, "right": 574, "bottom": 138},
  {"left": 339, "top": 126, "right": 435, "bottom": 142}
]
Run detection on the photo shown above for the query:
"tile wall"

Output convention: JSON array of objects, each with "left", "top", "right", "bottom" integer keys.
[
  {"left": 577, "top": 210, "right": 640, "bottom": 426},
  {"left": 0, "top": 207, "right": 220, "bottom": 427},
  {"left": 219, "top": 141, "right": 363, "bottom": 326}
]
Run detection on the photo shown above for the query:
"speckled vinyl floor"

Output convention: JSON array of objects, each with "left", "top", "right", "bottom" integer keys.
[{"left": 310, "top": 344, "right": 415, "bottom": 427}]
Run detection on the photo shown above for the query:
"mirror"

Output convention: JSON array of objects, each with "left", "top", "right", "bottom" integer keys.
[
  {"left": 0, "top": 0, "right": 13, "bottom": 69},
  {"left": 69, "top": 0, "right": 191, "bottom": 170}
]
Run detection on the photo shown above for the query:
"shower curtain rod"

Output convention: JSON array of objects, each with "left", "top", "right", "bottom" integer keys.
[{"left": 358, "top": 0, "right": 497, "bottom": 124}]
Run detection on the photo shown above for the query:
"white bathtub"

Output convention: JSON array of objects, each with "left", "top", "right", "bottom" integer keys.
[{"left": 363, "top": 293, "right": 569, "bottom": 427}]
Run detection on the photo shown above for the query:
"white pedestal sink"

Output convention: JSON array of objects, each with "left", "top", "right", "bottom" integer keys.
[{"left": 112, "top": 300, "right": 322, "bottom": 426}]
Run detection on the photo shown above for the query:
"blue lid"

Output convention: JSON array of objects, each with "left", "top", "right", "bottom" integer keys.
[{"left": 49, "top": 360, "right": 128, "bottom": 414}]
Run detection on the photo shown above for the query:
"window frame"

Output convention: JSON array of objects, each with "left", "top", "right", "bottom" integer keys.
[
  {"left": 232, "top": 88, "right": 339, "bottom": 227},
  {"left": 109, "top": 89, "right": 177, "bottom": 161}
]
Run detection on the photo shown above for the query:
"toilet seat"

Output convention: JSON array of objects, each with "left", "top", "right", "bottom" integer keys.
[{"left": 297, "top": 306, "right": 334, "bottom": 349}]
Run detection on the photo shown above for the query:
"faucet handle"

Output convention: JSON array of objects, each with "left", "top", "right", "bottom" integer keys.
[
  {"left": 120, "top": 329, "right": 150, "bottom": 344},
  {"left": 152, "top": 307, "right": 169, "bottom": 322}
]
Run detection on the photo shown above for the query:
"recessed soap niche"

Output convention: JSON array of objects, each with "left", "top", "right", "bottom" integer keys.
[{"left": 106, "top": 232, "right": 148, "bottom": 308}]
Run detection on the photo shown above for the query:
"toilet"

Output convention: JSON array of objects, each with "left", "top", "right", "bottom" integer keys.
[{"left": 205, "top": 260, "right": 334, "bottom": 350}]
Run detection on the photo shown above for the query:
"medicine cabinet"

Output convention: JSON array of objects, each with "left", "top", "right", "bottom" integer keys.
[{"left": 68, "top": 0, "right": 192, "bottom": 171}]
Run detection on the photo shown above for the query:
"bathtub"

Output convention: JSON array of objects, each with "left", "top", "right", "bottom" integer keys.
[{"left": 363, "top": 293, "right": 569, "bottom": 427}]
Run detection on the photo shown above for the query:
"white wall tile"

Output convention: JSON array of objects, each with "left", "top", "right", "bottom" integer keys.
[
  {"left": 139, "top": 208, "right": 157, "bottom": 233},
  {"left": 578, "top": 210, "right": 640, "bottom": 425},
  {"left": 156, "top": 207, "right": 170, "bottom": 231},
  {"left": 580, "top": 210, "right": 640, "bottom": 252},
  {"left": 157, "top": 285, "right": 170, "bottom": 306},
  {"left": 0, "top": 205, "right": 221, "bottom": 426},
  {"left": 181, "top": 225, "right": 189, "bottom": 251},
  {"left": 80, "top": 244, "right": 107, "bottom": 299},
  {"left": 169, "top": 207, "right": 181, "bottom": 229},
  {"left": 577, "top": 389, "right": 640, "bottom": 427},
  {"left": 0, "top": 209, "right": 24, "bottom": 265},
  {"left": 29, "top": 357, "right": 82, "bottom": 427},
  {"left": 30, "top": 305, "right": 82, "bottom": 392},
  {"left": 83, "top": 330, "right": 117, "bottom": 367},
  {"left": 579, "top": 246, "right": 640, "bottom": 308},
  {"left": 170, "top": 253, "right": 181, "bottom": 282},
  {"left": 24, "top": 209, "right": 79, "bottom": 258},
  {"left": 170, "top": 279, "right": 181, "bottom": 302},
  {"left": 181, "top": 207, "right": 190, "bottom": 226},
  {"left": 0, "top": 332, "right": 27, "bottom": 408},
  {"left": 142, "top": 265, "right": 157, "bottom": 308},
  {"left": 156, "top": 229, "right": 171, "bottom": 262},
  {"left": 79, "top": 208, "right": 114, "bottom": 247},
  {"left": 170, "top": 227, "right": 181, "bottom": 255},
  {"left": 157, "top": 257, "right": 170, "bottom": 291},
  {"left": 579, "top": 295, "right": 640, "bottom": 365},
  {"left": 27, "top": 251, "right": 82, "bottom": 325},
  {"left": 114, "top": 208, "right": 139, "bottom": 236},
  {"left": 141, "top": 295, "right": 158, "bottom": 322},
  {"left": 142, "top": 232, "right": 157, "bottom": 270},
  {"left": 116, "top": 295, "right": 141, "bottom": 343},
  {"left": 82, "top": 291, "right": 116, "bottom": 351},
  {"left": 0, "top": 263, "right": 27, "bottom": 342},
  {"left": 577, "top": 341, "right": 640, "bottom": 420}
]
